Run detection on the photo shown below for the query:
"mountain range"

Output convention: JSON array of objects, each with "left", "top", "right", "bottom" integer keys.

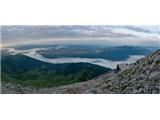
[
  {"left": 1, "top": 49, "right": 160, "bottom": 94},
  {"left": 38, "top": 45, "right": 154, "bottom": 61}
]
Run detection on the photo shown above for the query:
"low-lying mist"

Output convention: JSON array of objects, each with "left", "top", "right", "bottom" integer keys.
[{"left": 5, "top": 47, "right": 144, "bottom": 69}]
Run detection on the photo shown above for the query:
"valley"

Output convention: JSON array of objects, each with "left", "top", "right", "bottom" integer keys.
[
  {"left": 1, "top": 53, "right": 110, "bottom": 88},
  {"left": 2, "top": 49, "right": 160, "bottom": 94},
  {"left": 3, "top": 45, "right": 156, "bottom": 69},
  {"left": 1, "top": 25, "right": 160, "bottom": 94},
  {"left": 1, "top": 45, "right": 159, "bottom": 93}
]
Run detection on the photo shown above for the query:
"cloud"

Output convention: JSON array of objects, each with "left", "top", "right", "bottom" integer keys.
[{"left": 1, "top": 25, "right": 160, "bottom": 47}]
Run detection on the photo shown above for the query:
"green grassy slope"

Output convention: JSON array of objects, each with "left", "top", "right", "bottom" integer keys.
[{"left": 1, "top": 54, "right": 111, "bottom": 88}]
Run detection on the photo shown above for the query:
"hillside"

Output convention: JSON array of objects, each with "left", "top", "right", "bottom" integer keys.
[
  {"left": 49, "top": 50, "right": 160, "bottom": 94},
  {"left": 1, "top": 50, "right": 160, "bottom": 94},
  {"left": 1, "top": 54, "right": 111, "bottom": 89},
  {"left": 34, "top": 49, "right": 159, "bottom": 94}
]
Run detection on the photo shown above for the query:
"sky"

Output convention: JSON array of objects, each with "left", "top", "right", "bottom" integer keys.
[{"left": 1, "top": 25, "right": 160, "bottom": 47}]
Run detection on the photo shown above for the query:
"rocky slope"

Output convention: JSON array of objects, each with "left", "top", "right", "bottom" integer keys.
[
  {"left": 47, "top": 49, "right": 160, "bottom": 94},
  {"left": 1, "top": 50, "right": 160, "bottom": 94}
]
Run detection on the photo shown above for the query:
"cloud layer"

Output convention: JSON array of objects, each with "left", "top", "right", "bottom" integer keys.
[
  {"left": 1, "top": 25, "right": 160, "bottom": 47},
  {"left": 6, "top": 47, "right": 144, "bottom": 69}
]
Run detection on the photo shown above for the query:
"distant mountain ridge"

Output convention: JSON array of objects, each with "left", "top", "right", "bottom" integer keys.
[{"left": 38, "top": 45, "right": 154, "bottom": 61}]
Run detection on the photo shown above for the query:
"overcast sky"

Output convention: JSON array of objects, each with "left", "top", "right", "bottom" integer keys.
[{"left": 1, "top": 25, "right": 160, "bottom": 47}]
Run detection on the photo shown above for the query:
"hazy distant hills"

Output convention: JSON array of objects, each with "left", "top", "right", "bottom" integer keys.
[
  {"left": 38, "top": 45, "right": 154, "bottom": 61},
  {"left": 1, "top": 54, "right": 110, "bottom": 88}
]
